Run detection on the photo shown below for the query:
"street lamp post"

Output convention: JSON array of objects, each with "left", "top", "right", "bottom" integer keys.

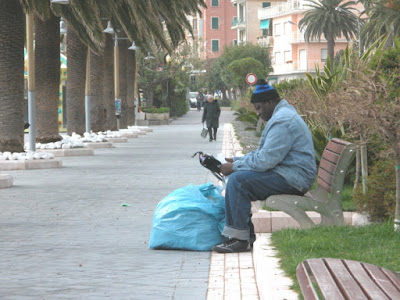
[
  {"left": 128, "top": 41, "right": 139, "bottom": 126},
  {"left": 85, "top": 49, "right": 91, "bottom": 133},
  {"left": 104, "top": 22, "right": 138, "bottom": 130}
]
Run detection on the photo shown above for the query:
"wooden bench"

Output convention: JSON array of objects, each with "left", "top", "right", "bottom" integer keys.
[
  {"left": 297, "top": 258, "right": 400, "bottom": 299},
  {"left": 263, "top": 138, "right": 356, "bottom": 228}
]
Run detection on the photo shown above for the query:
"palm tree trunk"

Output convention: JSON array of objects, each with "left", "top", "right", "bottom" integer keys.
[
  {"left": 327, "top": 34, "right": 335, "bottom": 69},
  {"left": 103, "top": 34, "right": 117, "bottom": 131},
  {"left": 118, "top": 39, "right": 128, "bottom": 129},
  {"left": 89, "top": 49, "right": 105, "bottom": 132},
  {"left": 35, "top": 12, "right": 62, "bottom": 143},
  {"left": 126, "top": 49, "right": 136, "bottom": 126},
  {"left": 0, "top": 2, "right": 25, "bottom": 152},
  {"left": 66, "top": 25, "right": 87, "bottom": 135}
]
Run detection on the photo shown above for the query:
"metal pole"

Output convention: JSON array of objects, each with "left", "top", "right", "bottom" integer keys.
[
  {"left": 85, "top": 49, "right": 91, "bottom": 133},
  {"left": 26, "top": 14, "right": 36, "bottom": 152},
  {"left": 114, "top": 34, "right": 120, "bottom": 130}
]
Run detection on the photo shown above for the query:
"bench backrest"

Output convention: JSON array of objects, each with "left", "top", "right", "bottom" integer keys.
[{"left": 317, "top": 138, "right": 355, "bottom": 194}]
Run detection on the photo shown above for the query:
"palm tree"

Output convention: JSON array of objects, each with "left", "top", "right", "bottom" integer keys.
[
  {"left": 88, "top": 48, "right": 105, "bottom": 133},
  {"left": 0, "top": 1, "right": 25, "bottom": 152},
  {"left": 299, "top": 0, "right": 359, "bottom": 68},
  {"left": 34, "top": 10, "right": 62, "bottom": 143},
  {"left": 126, "top": 49, "right": 137, "bottom": 126},
  {"left": 360, "top": 0, "right": 400, "bottom": 47},
  {"left": 65, "top": 24, "right": 88, "bottom": 135}
]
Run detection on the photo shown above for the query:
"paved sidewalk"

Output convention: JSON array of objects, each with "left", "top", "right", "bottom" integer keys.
[{"left": 0, "top": 109, "right": 297, "bottom": 299}]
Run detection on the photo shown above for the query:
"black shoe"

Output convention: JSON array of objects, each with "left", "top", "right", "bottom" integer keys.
[
  {"left": 209, "top": 138, "right": 213, "bottom": 142},
  {"left": 211, "top": 238, "right": 249, "bottom": 253}
]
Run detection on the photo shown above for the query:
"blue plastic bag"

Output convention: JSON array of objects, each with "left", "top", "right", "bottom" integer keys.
[{"left": 149, "top": 182, "right": 225, "bottom": 251}]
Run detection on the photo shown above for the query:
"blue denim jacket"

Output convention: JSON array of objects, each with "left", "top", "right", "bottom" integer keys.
[{"left": 233, "top": 99, "right": 316, "bottom": 193}]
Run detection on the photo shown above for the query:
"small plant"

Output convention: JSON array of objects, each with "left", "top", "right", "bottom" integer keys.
[
  {"left": 141, "top": 107, "right": 170, "bottom": 114},
  {"left": 353, "top": 159, "right": 396, "bottom": 222}
]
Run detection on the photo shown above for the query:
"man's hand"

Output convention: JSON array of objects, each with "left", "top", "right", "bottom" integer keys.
[{"left": 220, "top": 163, "right": 234, "bottom": 176}]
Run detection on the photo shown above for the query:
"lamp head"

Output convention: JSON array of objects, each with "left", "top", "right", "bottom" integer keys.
[
  {"left": 128, "top": 41, "right": 139, "bottom": 51},
  {"left": 103, "top": 21, "right": 115, "bottom": 34}
]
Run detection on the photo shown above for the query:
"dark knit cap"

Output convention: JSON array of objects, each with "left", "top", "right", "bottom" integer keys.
[{"left": 250, "top": 79, "right": 280, "bottom": 103}]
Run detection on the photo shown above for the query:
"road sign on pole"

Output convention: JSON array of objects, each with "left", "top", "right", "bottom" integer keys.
[{"left": 246, "top": 73, "right": 257, "bottom": 85}]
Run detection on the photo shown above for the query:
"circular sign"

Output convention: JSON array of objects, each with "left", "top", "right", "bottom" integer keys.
[{"left": 246, "top": 73, "right": 257, "bottom": 85}]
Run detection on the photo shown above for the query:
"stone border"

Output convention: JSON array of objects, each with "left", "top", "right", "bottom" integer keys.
[
  {"left": 0, "top": 174, "right": 13, "bottom": 188},
  {"left": 106, "top": 137, "right": 128, "bottom": 143},
  {"left": 0, "top": 159, "right": 62, "bottom": 171},
  {"left": 36, "top": 148, "right": 94, "bottom": 157},
  {"left": 84, "top": 142, "right": 113, "bottom": 149}
]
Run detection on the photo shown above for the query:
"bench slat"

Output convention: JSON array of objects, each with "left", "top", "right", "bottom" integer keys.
[
  {"left": 344, "top": 260, "right": 389, "bottom": 300},
  {"left": 321, "top": 150, "right": 341, "bottom": 165},
  {"left": 297, "top": 261, "right": 319, "bottom": 300},
  {"left": 363, "top": 263, "right": 400, "bottom": 299},
  {"left": 317, "top": 168, "right": 334, "bottom": 192},
  {"left": 381, "top": 268, "right": 400, "bottom": 290},
  {"left": 324, "top": 258, "right": 369, "bottom": 300},
  {"left": 325, "top": 139, "right": 348, "bottom": 154},
  {"left": 319, "top": 159, "right": 337, "bottom": 175},
  {"left": 307, "top": 259, "right": 345, "bottom": 300}
]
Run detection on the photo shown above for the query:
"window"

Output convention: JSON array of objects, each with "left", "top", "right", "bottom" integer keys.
[
  {"left": 274, "top": 23, "right": 281, "bottom": 36},
  {"left": 299, "top": 49, "right": 307, "bottom": 70},
  {"left": 212, "top": 40, "right": 220, "bottom": 52},
  {"left": 275, "top": 52, "right": 283, "bottom": 65},
  {"left": 211, "top": 17, "right": 219, "bottom": 30},
  {"left": 234, "top": 39, "right": 238, "bottom": 45},
  {"left": 284, "top": 51, "right": 292, "bottom": 63},
  {"left": 321, "top": 49, "right": 328, "bottom": 61},
  {"left": 211, "top": 0, "right": 219, "bottom": 6},
  {"left": 262, "top": 2, "right": 271, "bottom": 8},
  {"left": 284, "top": 22, "right": 292, "bottom": 36}
]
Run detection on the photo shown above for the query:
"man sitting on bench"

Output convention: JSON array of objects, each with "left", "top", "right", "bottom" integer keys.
[{"left": 212, "top": 79, "right": 317, "bottom": 253}]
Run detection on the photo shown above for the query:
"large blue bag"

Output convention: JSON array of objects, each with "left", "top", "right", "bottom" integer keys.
[{"left": 149, "top": 182, "right": 225, "bottom": 251}]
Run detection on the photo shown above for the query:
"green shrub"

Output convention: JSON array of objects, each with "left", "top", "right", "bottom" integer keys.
[
  {"left": 353, "top": 159, "right": 396, "bottom": 222},
  {"left": 142, "top": 107, "right": 170, "bottom": 114},
  {"left": 170, "top": 98, "right": 188, "bottom": 117},
  {"left": 218, "top": 98, "right": 231, "bottom": 107}
]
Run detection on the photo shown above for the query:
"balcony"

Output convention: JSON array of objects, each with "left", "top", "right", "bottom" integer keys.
[
  {"left": 271, "top": 59, "right": 327, "bottom": 75},
  {"left": 257, "top": 36, "right": 274, "bottom": 47},
  {"left": 258, "top": 0, "right": 307, "bottom": 19},
  {"left": 231, "top": 17, "right": 246, "bottom": 30}
]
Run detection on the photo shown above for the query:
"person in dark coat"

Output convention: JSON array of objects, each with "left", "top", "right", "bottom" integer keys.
[{"left": 202, "top": 94, "right": 221, "bottom": 142}]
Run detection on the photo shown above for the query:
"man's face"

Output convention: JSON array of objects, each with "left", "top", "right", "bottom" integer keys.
[{"left": 253, "top": 101, "right": 275, "bottom": 121}]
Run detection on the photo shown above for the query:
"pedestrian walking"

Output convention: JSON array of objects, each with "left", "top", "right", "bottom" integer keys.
[
  {"left": 196, "top": 91, "right": 204, "bottom": 111},
  {"left": 202, "top": 94, "right": 221, "bottom": 142}
]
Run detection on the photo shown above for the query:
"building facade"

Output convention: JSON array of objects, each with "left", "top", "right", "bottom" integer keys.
[
  {"left": 189, "top": 0, "right": 237, "bottom": 59},
  {"left": 257, "top": 0, "right": 350, "bottom": 82}
]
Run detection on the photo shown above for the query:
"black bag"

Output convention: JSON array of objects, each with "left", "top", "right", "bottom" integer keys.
[
  {"left": 201, "top": 127, "right": 208, "bottom": 138},
  {"left": 192, "top": 151, "right": 223, "bottom": 181}
]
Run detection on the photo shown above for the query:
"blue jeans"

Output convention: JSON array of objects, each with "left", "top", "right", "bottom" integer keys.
[{"left": 221, "top": 170, "right": 303, "bottom": 241}]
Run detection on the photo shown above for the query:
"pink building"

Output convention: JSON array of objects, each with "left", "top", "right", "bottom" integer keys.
[
  {"left": 257, "top": 0, "right": 358, "bottom": 82},
  {"left": 200, "top": 0, "right": 237, "bottom": 59}
]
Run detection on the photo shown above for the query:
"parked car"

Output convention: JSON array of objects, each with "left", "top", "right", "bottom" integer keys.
[{"left": 188, "top": 92, "right": 198, "bottom": 109}]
